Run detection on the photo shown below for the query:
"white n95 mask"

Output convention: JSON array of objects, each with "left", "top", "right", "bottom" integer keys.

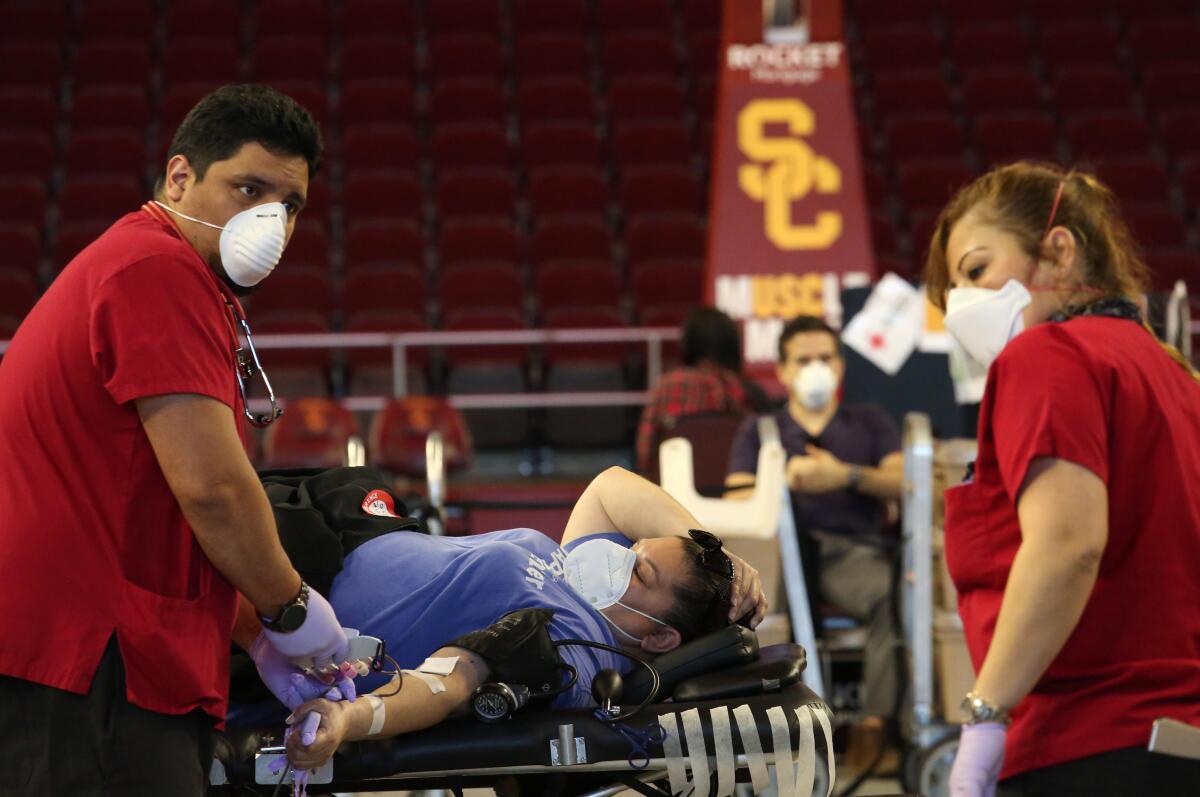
[
  {"left": 563, "top": 538, "right": 670, "bottom": 643},
  {"left": 155, "top": 201, "right": 287, "bottom": 287},
  {"left": 793, "top": 361, "right": 837, "bottom": 411},
  {"left": 943, "top": 279, "right": 1032, "bottom": 369}
]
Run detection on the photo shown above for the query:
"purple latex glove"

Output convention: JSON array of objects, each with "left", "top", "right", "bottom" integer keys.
[
  {"left": 261, "top": 586, "right": 350, "bottom": 669},
  {"left": 950, "top": 722, "right": 1007, "bottom": 797},
  {"left": 250, "top": 632, "right": 356, "bottom": 710}
]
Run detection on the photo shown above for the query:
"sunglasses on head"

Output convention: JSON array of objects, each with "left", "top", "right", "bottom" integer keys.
[{"left": 688, "top": 529, "right": 736, "bottom": 628}]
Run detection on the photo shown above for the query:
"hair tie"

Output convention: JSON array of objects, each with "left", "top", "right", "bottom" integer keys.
[{"left": 1043, "top": 180, "right": 1066, "bottom": 239}]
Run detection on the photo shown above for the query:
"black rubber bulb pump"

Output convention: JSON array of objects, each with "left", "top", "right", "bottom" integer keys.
[{"left": 591, "top": 668, "right": 624, "bottom": 710}]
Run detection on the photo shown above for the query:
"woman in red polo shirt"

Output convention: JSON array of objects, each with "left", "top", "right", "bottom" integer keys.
[{"left": 924, "top": 162, "right": 1200, "bottom": 796}]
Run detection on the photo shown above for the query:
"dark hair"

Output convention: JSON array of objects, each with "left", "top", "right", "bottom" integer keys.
[
  {"left": 154, "top": 84, "right": 323, "bottom": 194},
  {"left": 682, "top": 306, "right": 742, "bottom": 371},
  {"left": 661, "top": 537, "right": 734, "bottom": 643},
  {"left": 777, "top": 315, "right": 839, "bottom": 363}
]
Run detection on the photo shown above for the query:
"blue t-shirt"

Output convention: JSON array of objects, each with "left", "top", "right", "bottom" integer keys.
[{"left": 328, "top": 528, "right": 631, "bottom": 708}]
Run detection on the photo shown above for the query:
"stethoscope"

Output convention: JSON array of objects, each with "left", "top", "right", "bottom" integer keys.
[{"left": 223, "top": 299, "right": 283, "bottom": 428}]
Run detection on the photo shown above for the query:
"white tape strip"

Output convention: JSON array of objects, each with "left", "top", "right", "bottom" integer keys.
[
  {"left": 732, "top": 704, "right": 771, "bottom": 794},
  {"left": 709, "top": 707, "right": 736, "bottom": 797},
  {"left": 767, "top": 706, "right": 796, "bottom": 797},
  {"left": 401, "top": 669, "right": 446, "bottom": 695},
  {"left": 365, "top": 695, "right": 386, "bottom": 736},
  {"left": 793, "top": 706, "right": 815, "bottom": 797},
  {"left": 811, "top": 705, "right": 836, "bottom": 797},
  {"left": 658, "top": 712, "right": 690, "bottom": 797},
  {"left": 681, "top": 708, "right": 711, "bottom": 797},
  {"left": 416, "top": 656, "right": 458, "bottom": 675}
]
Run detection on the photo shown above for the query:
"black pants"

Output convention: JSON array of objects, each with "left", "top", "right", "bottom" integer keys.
[
  {"left": 0, "top": 636, "right": 212, "bottom": 797},
  {"left": 998, "top": 744, "right": 1200, "bottom": 797}
]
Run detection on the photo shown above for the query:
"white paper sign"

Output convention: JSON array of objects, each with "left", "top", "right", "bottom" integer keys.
[{"left": 841, "top": 273, "right": 923, "bottom": 375}]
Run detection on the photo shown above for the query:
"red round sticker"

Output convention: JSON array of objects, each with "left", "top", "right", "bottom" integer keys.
[{"left": 362, "top": 489, "right": 399, "bottom": 518}]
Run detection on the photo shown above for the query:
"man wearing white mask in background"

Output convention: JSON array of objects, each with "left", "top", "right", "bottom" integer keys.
[
  {"left": 725, "top": 314, "right": 905, "bottom": 770},
  {"left": 0, "top": 85, "right": 352, "bottom": 796}
]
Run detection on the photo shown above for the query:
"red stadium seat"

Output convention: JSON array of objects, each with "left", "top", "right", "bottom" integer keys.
[
  {"left": 1128, "top": 18, "right": 1200, "bottom": 66},
  {"left": 529, "top": 217, "right": 614, "bottom": 268},
  {"left": 339, "top": 0, "right": 417, "bottom": 37},
  {"left": 513, "top": 0, "right": 588, "bottom": 33},
  {"left": 1037, "top": 21, "right": 1120, "bottom": 71},
  {"left": 895, "top": 159, "right": 975, "bottom": 209},
  {"left": 1052, "top": 65, "right": 1134, "bottom": 112},
  {"left": 0, "top": 43, "right": 63, "bottom": 90},
  {"left": 521, "top": 123, "right": 604, "bottom": 168},
  {"left": 262, "top": 81, "right": 328, "bottom": 126},
  {"left": 66, "top": 130, "right": 147, "bottom": 176},
  {"left": 607, "top": 76, "right": 687, "bottom": 123},
  {"left": 871, "top": 213, "right": 899, "bottom": 255},
  {"left": 630, "top": 259, "right": 704, "bottom": 312},
  {"left": 619, "top": 166, "right": 705, "bottom": 216},
  {"left": 73, "top": 38, "right": 153, "bottom": 89},
  {"left": 427, "top": 35, "right": 506, "bottom": 80},
  {"left": 542, "top": 303, "right": 629, "bottom": 364},
  {"left": 527, "top": 167, "right": 611, "bottom": 217},
  {"left": 78, "top": 0, "right": 155, "bottom": 42},
  {"left": 428, "top": 79, "right": 509, "bottom": 125},
  {"left": 427, "top": 0, "right": 503, "bottom": 37},
  {"left": 0, "top": 224, "right": 41, "bottom": 277},
  {"left": 71, "top": 86, "right": 152, "bottom": 130},
  {"left": 251, "top": 36, "right": 327, "bottom": 83},
  {"left": 882, "top": 114, "right": 965, "bottom": 160},
  {"left": 262, "top": 398, "right": 359, "bottom": 469},
  {"left": 342, "top": 170, "right": 423, "bottom": 226},
  {"left": 438, "top": 219, "right": 521, "bottom": 267},
  {"left": 536, "top": 261, "right": 623, "bottom": 315},
  {"left": 960, "top": 67, "right": 1043, "bottom": 114},
  {"left": 1159, "top": 109, "right": 1200, "bottom": 161},
  {"left": 1094, "top": 157, "right": 1171, "bottom": 203},
  {"left": 693, "top": 75, "right": 718, "bottom": 120},
  {"left": 161, "top": 39, "right": 241, "bottom": 87},
  {"left": 57, "top": 176, "right": 143, "bottom": 226},
  {"left": 0, "top": 2, "right": 68, "bottom": 40},
  {"left": 541, "top": 305, "right": 632, "bottom": 449},
  {"left": 438, "top": 263, "right": 524, "bottom": 316},
  {"left": 611, "top": 120, "right": 693, "bottom": 167},
  {"left": 0, "top": 88, "right": 57, "bottom": 130},
  {"left": 688, "top": 31, "right": 720, "bottom": 79},
  {"left": 0, "top": 179, "right": 48, "bottom": 227},
  {"left": 370, "top": 396, "right": 474, "bottom": 478},
  {"left": 1141, "top": 63, "right": 1200, "bottom": 113},
  {"left": 1143, "top": 248, "right": 1200, "bottom": 292},
  {"left": 860, "top": 25, "right": 943, "bottom": 72},
  {"left": 339, "top": 79, "right": 416, "bottom": 126},
  {"left": 1065, "top": 111, "right": 1152, "bottom": 160},
  {"left": 339, "top": 35, "right": 416, "bottom": 80},
  {"left": 435, "top": 170, "right": 517, "bottom": 220},
  {"left": 513, "top": 32, "right": 591, "bottom": 79},
  {"left": 246, "top": 268, "right": 334, "bottom": 320},
  {"left": 0, "top": 270, "right": 37, "bottom": 319},
  {"left": 344, "top": 220, "right": 424, "bottom": 266},
  {"left": 516, "top": 78, "right": 596, "bottom": 124},
  {"left": 682, "top": 0, "right": 720, "bottom": 32},
  {"left": 601, "top": 32, "right": 678, "bottom": 78},
  {"left": 165, "top": 0, "right": 242, "bottom": 40},
  {"left": 251, "top": 311, "right": 332, "bottom": 371},
  {"left": 159, "top": 81, "right": 225, "bottom": 133},
  {"left": 625, "top": 215, "right": 705, "bottom": 265},
  {"left": 252, "top": 0, "right": 330, "bottom": 41},
  {"left": 1025, "top": 0, "right": 1104, "bottom": 23},
  {"left": 1121, "top": 203, "right": 1188, "bottom": 247},
  {"left": 343, "top": 309, "right": 430, "bottom": 378},
  {"left": 597, "top": 0, "right": 672, "bottom": 32},
  {"left": 861, "top": 163, "right": 889, "bottom": 211},
  {"left": 1113, "top": 0, "right": 1196, "bottom": 21},
  {"left": 442, "top": 305, "right": 528, "bottom": 365},
  {"left": 1174, "top": 156, "right": 1200, "bottom": 211},
  {"left": 852, "top": 0, "right": 937, "bottom": 29},
  {"left": 340, "top": 125, "right": 421, "bottom": 173},
  {"left": 948, "top": 22, "right": 1029, "bottom": 68},
  {"left": 53, "top": 222, "right": 111, "bottom": 269},
  {"left": 871, "top": 70, "right": 953, "bottom": 117},
  {"left": 973, "top": 111, "right": 1059, "bottom": 166},
  {"left": 430, "top": 123, "right": 513, "bottom": 170},
  {"left": 938, "top": 0, "right": 1013, "bottom": 24},
  {"left": 909, "top": 211, "right": 940, "bottom": 263},
  {"left": 280, "top": 221, "right": 330, "bottom": 269},
  {"left": 342, "top": 264, "right": 426, "bottom": 317}
]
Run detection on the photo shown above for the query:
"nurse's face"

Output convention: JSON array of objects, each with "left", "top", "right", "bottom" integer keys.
[{"left": 944, "top": 207, "right": 1075, "bottom": 328}]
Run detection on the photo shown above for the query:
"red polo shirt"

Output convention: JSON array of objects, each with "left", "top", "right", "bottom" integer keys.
[
  {"left": 944, "top": 317, "right": 1200, "bottom": 779},
  {"left": 0, "top": 203, "right": 244, "bottom": 722}
]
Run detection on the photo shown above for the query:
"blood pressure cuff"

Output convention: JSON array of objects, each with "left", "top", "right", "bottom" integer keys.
[{"left": 445, "top": 608, "right": 564, "bottom": 696}]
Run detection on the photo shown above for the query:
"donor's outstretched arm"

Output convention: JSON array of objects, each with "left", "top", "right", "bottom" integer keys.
[{"left": 285, "top": 646, "right": 489, "bottom": 770}]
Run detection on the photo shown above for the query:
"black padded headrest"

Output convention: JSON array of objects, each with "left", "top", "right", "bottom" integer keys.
[
  {"left": 623, "top": 623, "right": 758, "bottom": 703},
  {"left": 673, "top": 643, "right": 806, "bottom": 702}
]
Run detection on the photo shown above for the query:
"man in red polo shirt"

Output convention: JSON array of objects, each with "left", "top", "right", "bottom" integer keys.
[{"left": 0, "top": 85, "right": 350, "bottom": 796}]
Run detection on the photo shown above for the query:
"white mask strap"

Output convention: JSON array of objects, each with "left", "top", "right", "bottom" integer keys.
[
  {"left": 600, "top": 611, "right": 642, "bottom": 643},
  {"left": 154, "top": 200, "right": 224, "bottom": 231}
]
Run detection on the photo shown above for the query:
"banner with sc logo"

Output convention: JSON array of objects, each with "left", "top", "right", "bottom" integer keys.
[{"left": 737, "top": 98, "right": 843, "bottom": 251}]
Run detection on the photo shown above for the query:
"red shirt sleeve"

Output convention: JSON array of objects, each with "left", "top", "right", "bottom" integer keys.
[
  {"left": 986, "top": 325, "right": 1111, "bottom": 500},
  {"left": 89, "top": 255, "right": 234, "bottom": 406}
]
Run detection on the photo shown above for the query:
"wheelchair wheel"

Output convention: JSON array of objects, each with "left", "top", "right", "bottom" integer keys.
[{"left": 901, "top": 731, "right": 958, "bottom": 797}]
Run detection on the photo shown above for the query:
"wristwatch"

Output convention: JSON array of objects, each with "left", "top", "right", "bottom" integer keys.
[
  {"left": 846, "top": 465, "right": 864, "bottom": 491},
  {"left": 260, "top": 581, "right": 310, "bottom": 633},
  {"left": 960, "top": 691, "right": 1010, "bottom": 725}
]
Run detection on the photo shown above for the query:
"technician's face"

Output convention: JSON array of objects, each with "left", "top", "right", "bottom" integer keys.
[
  {"left": 776, "top": 331, "right": 843, "bottom": 400},
  {"left": 163, "top": 141, "right": 309, "bottom": 291}
]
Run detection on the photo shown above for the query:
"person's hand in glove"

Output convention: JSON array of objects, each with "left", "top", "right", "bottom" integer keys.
[
  {"left": 250, "top": 632, "right": 357, "bottom": 710},
  {"left": 950, "top": 722, "right": 1007, "bottom": 797},
  {"left": 261, "top": 585, "right": 350, "bottom": 669}
]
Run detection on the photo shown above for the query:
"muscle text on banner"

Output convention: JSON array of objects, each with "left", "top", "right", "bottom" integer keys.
[{"left": 706, "top": 0, "right": 873, "bottom": 376}]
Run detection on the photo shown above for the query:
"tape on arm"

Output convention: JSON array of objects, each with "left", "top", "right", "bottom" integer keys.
[
  {"left": 364, "top": 695, "right": 386, "bottom": 736},
  {"left": 402, "top": 668, "right": 448, "bottom": 695}
]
